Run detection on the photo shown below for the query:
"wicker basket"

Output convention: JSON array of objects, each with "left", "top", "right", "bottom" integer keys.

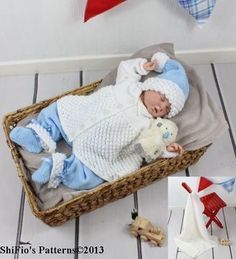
[{"left": 3, "top": 81, "right": 209, "bottom": 226}]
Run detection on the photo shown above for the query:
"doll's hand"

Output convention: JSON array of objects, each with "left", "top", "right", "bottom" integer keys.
[
  {"left": 166, "top": 143, "right": 184, "bottom": 155},
  {"left": 143, "top": 60, "right": 157, "bottom": 71}
]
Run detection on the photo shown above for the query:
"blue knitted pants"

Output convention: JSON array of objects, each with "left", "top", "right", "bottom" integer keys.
[{"left": 13, "top": 102, "right": 104, "bottom": 190}]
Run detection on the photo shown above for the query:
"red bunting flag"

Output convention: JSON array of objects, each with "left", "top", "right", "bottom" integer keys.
[
  {"left": 198, "top": 177, "right": 213, "bottom": 192},
  {"left": 84, "top": 0, "right": 126, "bottom": 22}
]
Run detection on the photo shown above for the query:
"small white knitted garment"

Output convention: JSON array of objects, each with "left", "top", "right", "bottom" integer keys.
[
  {"left": 57, "top": 58, "right": 151, "bottom": 182},
  {"left": 72, "top": 112, "right": 144, "bottom": 181},
  {"left": 57, "top": 85, "right": 150, "bottom": 182},
  {"left": 56, "top": 56, "right": 183, "bottom": 181}
]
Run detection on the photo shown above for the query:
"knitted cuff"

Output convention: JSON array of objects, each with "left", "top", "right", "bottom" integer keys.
[
  {"left": 48, "top": 153, "right": 67, "bottom": 189},
  {"left": 161, "top": 149, "right": 178, "bottom": 158},
  {"left": 27, "top": 120, "right": 56, "bottom": 153},
  {"left": 135, "top": 58, "right": 149, "bottom": 76},
  {"left": 151, "top": 52, "right": 170, "bottom": 73}
]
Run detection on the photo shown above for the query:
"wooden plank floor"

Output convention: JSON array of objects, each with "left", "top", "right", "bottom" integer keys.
[{"left": 0, "top": 63, "right": 235, "bottom": 259}]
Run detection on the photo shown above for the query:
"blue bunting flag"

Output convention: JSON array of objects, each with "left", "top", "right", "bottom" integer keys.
[
  {"left": 215, "top": 177, "right": 236, "bottom": 193},
  {"left": 178, "top": 0, "right": 217, "bottom": 24}
]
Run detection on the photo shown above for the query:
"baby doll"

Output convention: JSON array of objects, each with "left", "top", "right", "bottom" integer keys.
[{"left": 10, "top": 52, "right": 189, "bottom": 190}]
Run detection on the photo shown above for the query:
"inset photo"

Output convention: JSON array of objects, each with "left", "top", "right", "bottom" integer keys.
[{"left": 168, "top": 176, "right": 236, "bottom": 259}]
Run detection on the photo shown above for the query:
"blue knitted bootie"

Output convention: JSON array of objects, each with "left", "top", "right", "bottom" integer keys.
[
  {"left": 9, "top": 126, "right": 43, "bottom": 153},
  {"left": 32, "top": 158, "right": 52, "bottom": 184}
]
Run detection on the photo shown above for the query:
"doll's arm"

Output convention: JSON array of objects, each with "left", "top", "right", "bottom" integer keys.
[
  {"left": 161, "top": 143, "right": 184, "bottom": 158},
  {"left": 151, "top": 52, "right": 186, "bottom": 77},
  {"left": 151, "top": 52, "right": 170, "bottom": 73},
  {"left": 167, "top": 143, "right": 184, "bottom": 154},
  {"left": 116, "top": 58, "right": 150, "bottom": 84}
]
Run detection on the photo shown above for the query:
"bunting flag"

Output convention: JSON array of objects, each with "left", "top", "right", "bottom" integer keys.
[
  {"left": 198, "top": 177, "right": 236, "bottom": 193},
  {"left": 177, "top": 0, "right": 217, "bottom": 24},
  {"left": 84, "top": 0, "right": 126, "bottom": 22},
  {"left": 198, "top": 177, "right": 213, "bottom": 192},
  {"left": 215, "top": 177, "right": 236, "bottom": 193}
]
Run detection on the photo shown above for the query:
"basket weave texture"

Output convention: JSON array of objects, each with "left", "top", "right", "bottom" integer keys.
[{"left": 3, "top": 81, "right": 209, "bottom": 226}]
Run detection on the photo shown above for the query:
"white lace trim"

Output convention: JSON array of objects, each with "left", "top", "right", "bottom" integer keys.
[
  {"left": 48, "top": 153, "right": 66, "bottom": 189},
  {"left": 27, "top": 122, "right": 56, "bottom": 153}
]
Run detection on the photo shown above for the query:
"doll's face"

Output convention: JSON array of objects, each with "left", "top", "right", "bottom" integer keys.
[{"left": 141, "top": 90, "right": 171, "bottom": 118}]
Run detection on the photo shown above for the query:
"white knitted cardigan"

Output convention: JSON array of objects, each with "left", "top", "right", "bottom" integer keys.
[{"left": 57, "top": 58, "right": 158, "bottom": 182}]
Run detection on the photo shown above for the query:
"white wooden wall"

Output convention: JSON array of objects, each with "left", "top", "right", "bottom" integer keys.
[{"left": 0, "top": 0, "right": 236, "bottom": 63}]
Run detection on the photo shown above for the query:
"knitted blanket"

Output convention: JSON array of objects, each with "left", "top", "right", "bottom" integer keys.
[{"left": 175, "top": 192, "right": 218, "bottom": 257}]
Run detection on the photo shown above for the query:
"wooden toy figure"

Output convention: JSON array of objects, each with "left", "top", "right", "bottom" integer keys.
[
  {"left": 129, "top": 213, "right": 165, "bottom": 246},
  {"left": 219, "top": 238, "right": 231, "bottom": 246}
]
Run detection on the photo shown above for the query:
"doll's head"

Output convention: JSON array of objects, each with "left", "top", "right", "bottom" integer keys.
[
  {"left": 140, "top": 90, "right": 170, "bottom": 118},
  {"left": 141, "top": 60, "right": 189, "bottom": 118}
]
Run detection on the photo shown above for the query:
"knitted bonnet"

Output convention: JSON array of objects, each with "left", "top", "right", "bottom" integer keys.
[{"left": 141, "top": 52, "right": 190, "bottom": 118}]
